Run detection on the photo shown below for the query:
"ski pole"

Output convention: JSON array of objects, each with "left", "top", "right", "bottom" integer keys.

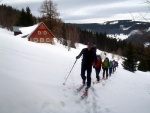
[{"left": 63, "top": 59, "right": 77, "bottom": 85}]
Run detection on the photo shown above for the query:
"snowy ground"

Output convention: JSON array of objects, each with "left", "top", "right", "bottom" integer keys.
[
  {"left": 0, "top": 28, "right": 150, "bottom": 113},
  {"left": 107, "top": 34, "right": 129, "bottom": 40}
]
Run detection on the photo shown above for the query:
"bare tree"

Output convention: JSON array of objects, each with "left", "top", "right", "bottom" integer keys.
[
  {"left": 146, "top": 0, "right": 150, "bottom": 3},
  {"left": 39, "top": 0, "right": 59, "bottom": 30}
]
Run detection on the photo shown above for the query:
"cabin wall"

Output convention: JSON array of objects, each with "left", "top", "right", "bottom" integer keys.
[{"left": 29, "top": 23, "right": 54, "bottom": 44}]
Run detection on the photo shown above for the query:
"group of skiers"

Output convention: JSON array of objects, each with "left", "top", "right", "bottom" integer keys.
[
  {"left": 76, "top": 42, "right": 118, "bottom": 91},
  {"left": 93, "top": 56, "right": 118, "bottom": 80}
]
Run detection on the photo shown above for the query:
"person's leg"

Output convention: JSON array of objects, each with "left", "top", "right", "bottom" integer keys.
[
  {"left": 95, "top": 68, "right": 98, "bottom": 80},
  {"left": 81, "top": 65, "right": 86, "bottom": 85},
  {"left": 112, "top": 67, "right": 114, "bottom": 73},
  {"left": 86, "top": 65, "right": 92, "bottom": 88},
  {"left": 103, "top": 68, "right": 105, "bottom": 79},
  {"left": 96, "top": 68, "right": 100, "bottom": 81},
  {"left": 109, "top": 68, "right": 112, "bottom": 76},
  {"left": 106, "top": 68, "right": 108, "bottom": 79}
]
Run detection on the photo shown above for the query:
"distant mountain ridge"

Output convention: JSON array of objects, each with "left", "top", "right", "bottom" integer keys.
[
  {"left": 70, "top": 20, "right": 149, "bottom": 35},
  {"left": 69, "top": 20, "right": 150, "bottom": 47}
]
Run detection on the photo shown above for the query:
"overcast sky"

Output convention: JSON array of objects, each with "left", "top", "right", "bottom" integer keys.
[{"left": 1, "top": 0, "right": 150, "bottom": 23}]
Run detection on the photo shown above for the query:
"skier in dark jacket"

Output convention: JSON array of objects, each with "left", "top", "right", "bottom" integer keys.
[
  {"left": 109, "top": 60, "right": 113, "bottom": 76},
  {"left": 76, "top": 42, "right": 97, "bottom": 90}
]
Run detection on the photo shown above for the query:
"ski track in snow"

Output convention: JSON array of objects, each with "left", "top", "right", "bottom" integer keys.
[
  {"left": 69, "top": 68, "right": 113, "bottom": 113},
  {"left": 66, "top": 62, "right": 121, "bottom": 113},
  {"left": 146, "top": 84, "right": 150, "bottom": 95}
]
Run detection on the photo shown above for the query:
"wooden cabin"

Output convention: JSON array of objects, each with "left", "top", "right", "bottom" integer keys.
[{"left": 27, "top": 22, "right": 55, "bottom": 44}]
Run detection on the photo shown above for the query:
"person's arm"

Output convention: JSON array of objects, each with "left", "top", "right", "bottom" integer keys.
[
  {"left": 102, "top": 62, "right": 104, "bottom": 69},
  {"left": 93, "top": 52, "right": 97, "bottom": 64},
  {"left": 76, "top": 49, "right": 84, "bottom": 59},
  {"left": 108, "top": 61, "right": 110, "bottom": 68}
]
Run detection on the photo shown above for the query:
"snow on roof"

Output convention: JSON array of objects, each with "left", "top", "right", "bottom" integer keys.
[
  {"left": 27, "top": 22, "right": 55, "bottom": 39},
  {"left": 16, "top": 22, "right": 55, "bottom": 39},
  {"left": 13, "top": 26, "right": 22, "bottom": 32},
  {"left": 18, "top": 23, "right": 39, "bottom": 37}
]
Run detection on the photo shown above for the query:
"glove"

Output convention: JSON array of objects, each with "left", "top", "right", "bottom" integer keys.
[{"left": 76, "top": 56, "right": 79, "bottom": 59}]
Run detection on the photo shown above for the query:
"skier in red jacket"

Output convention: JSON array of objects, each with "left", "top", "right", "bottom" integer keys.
[{"left": 93, "top": 55, "right": 102, "bottom": 82}]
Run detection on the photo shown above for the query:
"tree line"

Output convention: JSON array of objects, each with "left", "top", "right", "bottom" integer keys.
[
  {"left": 0, "top": 0, "right": 149, "bottom": 72},
  {"left": 122, "top": 42, "right": 150, "bottom": 72},
  {"left": 0, "top": 4, "right": 20, "bottom": 30}
]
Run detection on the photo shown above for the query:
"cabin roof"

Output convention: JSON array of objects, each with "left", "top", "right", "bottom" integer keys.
[
  {"left": 13, "top": 26, "right": 22, "bottom": 32},
  {"left": 27, "top": 22, "right": 55, "bottom": 39}
]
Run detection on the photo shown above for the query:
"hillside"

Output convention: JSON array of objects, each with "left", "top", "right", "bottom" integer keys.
[
  {"left": 70, "top": 20, "right": 150, "bottom": 46},
  {"left": 0, "top": 28, "right": 150, "bottom": 113},
  {"left": 127, "top": 31, "right": 150, "bottom": 47},
  {"left": 70, "top": 20, "right": 149, "bottom": 35}
]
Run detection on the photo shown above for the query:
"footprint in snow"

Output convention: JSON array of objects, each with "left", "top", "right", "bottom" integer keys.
[
  {"left": 63, "top": 89, "right": 66, "bottom": 92},
  {"left": 41, "top": 102, "right": 53, "bottom": 112},
  {"left": 60, "top": 101, "right": 65, "bottom": 107},
  {"left": 105, "top": 108, "right": 111, "bottom": 112}
]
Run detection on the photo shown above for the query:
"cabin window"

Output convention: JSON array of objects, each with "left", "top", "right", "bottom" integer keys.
[
  {"left": 38, "top": 31, "right": 41, "bottom": 35},
  {"left": 40, "top": 38, "right": 44, "bottom": 43},
  {"left": 33, "top": 38, "right": 38, "bottom": 42},
  {"left": 46, "top": 38, "right": 50, "bottom": 42},
  {"left": 43, "top": 31, "right": 47, "bottom": 35}
]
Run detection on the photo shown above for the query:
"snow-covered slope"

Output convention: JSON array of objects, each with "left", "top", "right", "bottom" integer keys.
[{"left": 0, "top": 28, "right": 150, "bottom": 113}]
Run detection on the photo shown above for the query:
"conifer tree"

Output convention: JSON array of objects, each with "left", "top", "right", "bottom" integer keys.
[
  {"left": 138, "top": 59, "right": 148, "bottom": 72},
  {"left": 122, "top": 42, "right": 138, "bottom": 72},
  {"left": 15, "top": 7, "right": 33, "bottom": 27},
  {"left": 25, "top": 6, "right": 33, "bottom": 26},
  {"left": 15, "top": 8, "right": 26, "bottom": 26}
]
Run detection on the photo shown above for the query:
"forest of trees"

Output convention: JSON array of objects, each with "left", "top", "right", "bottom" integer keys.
[
  {"left": 15, "top": 7, "right": 36, "bottom": 27},
  {"left": 0, "top": 4, "right": 20, "bottom": 30},
  {"left": 0, "top": 0, "right": 150, "bottom": 72}
]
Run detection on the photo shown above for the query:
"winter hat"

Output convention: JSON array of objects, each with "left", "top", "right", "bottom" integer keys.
[{"left": 87, "top": 42, "right": 93, "bottom": 46}]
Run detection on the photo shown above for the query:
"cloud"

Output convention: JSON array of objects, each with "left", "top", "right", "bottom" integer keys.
[
  {"left": 59, "top": 0, "right": 147, "bottom": 22},
  {"left": 2, "top": 0, "right": 149, "bottom": 23}
]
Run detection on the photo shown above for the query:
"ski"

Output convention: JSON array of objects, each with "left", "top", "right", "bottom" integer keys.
[
  {"left": 76, "top": 85, "right": 85, "bottom": 92},
  {"left": 93, "top": 81, "right": 100, "bottom": 84},
  {"left": 93, "top": 78, "right": 106, "bottom": 84},
  {"left": 81, "top": 90, "right": 88, "bottom": 99}
]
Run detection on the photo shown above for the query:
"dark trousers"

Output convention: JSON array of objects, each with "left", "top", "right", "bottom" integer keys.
[
  {"left": 109, "top": 67, "right": 112, "bottom": 76},
  {"left": 81, "top": 64, "right": 92, "bottom": 87},
  {"left": 95, "top": 67, "right": 101, "bottom": 81},
  {"left": 103, "top": 68, "right": 108, "bottom": 79},
  {"left": 112, "top": 67, "right": 116, "bottom": 73}
]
